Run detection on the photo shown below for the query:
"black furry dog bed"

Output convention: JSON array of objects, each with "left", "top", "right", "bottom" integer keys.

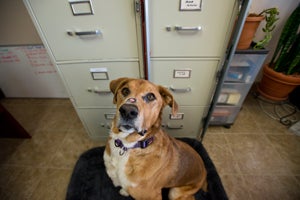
[{"left": 66, "top": 138, "right": 228, "bottom": 200}]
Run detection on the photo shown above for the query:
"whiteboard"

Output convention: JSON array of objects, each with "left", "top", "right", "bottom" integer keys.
[{"left": 0, "top": 45, "right": 68, "bottom": 98}]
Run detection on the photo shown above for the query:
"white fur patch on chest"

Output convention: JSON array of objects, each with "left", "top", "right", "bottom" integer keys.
[{"left": 104, "top": 133, "right": 137, "bottom": 191}]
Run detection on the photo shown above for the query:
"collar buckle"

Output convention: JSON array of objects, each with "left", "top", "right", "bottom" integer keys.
[
  {"left": 114, "top": 136, "right": 154, "bottom": 156},
  {"left": 138, "top": 137, "right": 154, "bottom": 149}
]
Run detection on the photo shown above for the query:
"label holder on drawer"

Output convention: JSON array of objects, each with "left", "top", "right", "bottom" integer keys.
[
  {"left": 69, "top": 0, "right": 94, "bottom": 16},
  {"left": 173, "top": 69, "right": 192, "bottom": 78},
  {"left": 90, "top": 68, "right": 109, "bottom": 80},
  {"left": 179, "top": 0, "right": 202, "bottom": 11},
  {"left": 169, "top": 113, "right": 184, "bottom": 120},
  {"left": 105, "top": 113, "right": 115, "bottom": 120}
]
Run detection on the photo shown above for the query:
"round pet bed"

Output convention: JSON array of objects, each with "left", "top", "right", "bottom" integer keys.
[{"left": 66, "top": 138, "right": 228, "bottom": 200}]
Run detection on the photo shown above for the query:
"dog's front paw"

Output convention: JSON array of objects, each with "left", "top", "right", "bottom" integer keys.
[{"left": 119, "top": 188, "right": 129, "bottom": 196}]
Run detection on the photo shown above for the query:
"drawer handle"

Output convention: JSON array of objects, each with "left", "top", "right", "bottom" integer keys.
[
  {"left": 87, "top": 88, "right": 111, "bottom": 95},
  {"left": 167, "top": 124, "right": 183, "bottom": 129},
  {"left": 94, "top": 90, "right": 111, "bottom": 95},
  {"left": 174, "top": 26, "right": 202, "bottom": 31},
  {"left": 67, "top": 30, "right": 102, "bottom": 36},
  {"left": 169, "top": 86, "right": 191, "bottom": 93}
]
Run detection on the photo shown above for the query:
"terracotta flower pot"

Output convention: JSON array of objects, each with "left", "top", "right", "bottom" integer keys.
[
  {"left": 237, "top": 15, "right": 265, "bottom": 50},
  {"left": 257, "top": 64, "right": 300, "bottom": 101}
]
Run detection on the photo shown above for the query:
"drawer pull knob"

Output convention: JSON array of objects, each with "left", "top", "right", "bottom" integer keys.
[
  {"left": 167, "top": 124, "right": 183, "bottom": 129},
  {"left": 67, "top": 30, "right": 102, "bottom": 36},
  {"left": 174, "top": 26, "right": 202, "bottom": 31},
  {"left": 169, "top": 86, "right": 191, "bottom": 93}
]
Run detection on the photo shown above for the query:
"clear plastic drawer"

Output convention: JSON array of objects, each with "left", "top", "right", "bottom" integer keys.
[
  {"left": 217, "top": 83, "right": 252, "bottom": 106},
  {"left": 225, "top": 50, "right": 268, "bottom": 83},
  {"left": 209, "top": 106, "right": 241, "bottom": 125}
]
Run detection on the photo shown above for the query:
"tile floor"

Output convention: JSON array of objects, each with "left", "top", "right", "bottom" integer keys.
[{"left": 0, "top": 94, "right": 299, "bottom": 200}]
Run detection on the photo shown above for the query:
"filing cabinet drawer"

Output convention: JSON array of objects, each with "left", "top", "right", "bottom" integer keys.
[
  {"left": 161, "top": 106, "right": 207, "bottom": 138},
  {"left": 149, "top": 0, "right": 236, "bottom": 57},
  {"left": 59, "top": 62, "right": 140, "bottom": 107},
  {"left": 78, "top": 108, "right": 116, "bottom": 139},
  {"left": 151, "top": 60, "right": 218, "bottom": 106},
  {"left": 27, "top": 0, "right": 139, "bottom": 61}
]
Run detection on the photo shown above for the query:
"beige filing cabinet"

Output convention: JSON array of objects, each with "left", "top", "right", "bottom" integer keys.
[
  {"left": 24, "top": 0, "right": 144, "bottom": 139},
  {"left": 147, "top": 0, "right": 239, "bottom": 137},
  {"left": 24, "top": 0, "right": 239, "bottom": 139}
]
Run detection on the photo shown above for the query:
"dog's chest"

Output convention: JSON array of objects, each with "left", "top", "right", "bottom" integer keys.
[
  {"left": 110, "top": 140, "right": 130, "bottom": 168},
  {"left": 105, "top": 139, "right": 135, "bottom": 188}
]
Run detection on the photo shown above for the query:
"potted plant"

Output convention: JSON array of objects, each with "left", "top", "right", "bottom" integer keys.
[
  {"left": 237, "top": 7, "right": 279, "bottom": 49},
  {"left": 257, "top": 4, "right": 300, "bottom": 101}
]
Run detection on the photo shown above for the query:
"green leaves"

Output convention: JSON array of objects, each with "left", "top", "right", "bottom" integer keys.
[
  {"left": 270, "top": 4, "right": 300, "bottom": 75},
  {"left": 254, "top": 7, "right": 279, "bottom": 49}
]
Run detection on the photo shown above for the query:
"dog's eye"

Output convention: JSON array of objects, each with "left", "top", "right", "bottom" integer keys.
[
  {"left": 121, "top": 87, "right": 130, "bottom": 97},
  {"left": 144, "top": 93, "right": 156, "bottom": 102}
]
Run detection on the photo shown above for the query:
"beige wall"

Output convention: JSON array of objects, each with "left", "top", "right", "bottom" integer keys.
[{"left": 0, "top": 0, "right": 42, "bottom": 45}]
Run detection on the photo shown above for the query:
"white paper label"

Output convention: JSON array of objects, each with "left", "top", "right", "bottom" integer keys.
[
  {"left": 174, "top": 69, "right": 191, "bottom": 78},
  {"left": 180, "top": 0, "right": 202, "bottom": 10},
  {"left": 105, "top": 113, "right": 115, "bottom": 120},
  {"left": 90, "top": 68, "right": 107, "bottom": 73},
  {"left": 170, "top": 113, "right": 184, "bottom": 120}
]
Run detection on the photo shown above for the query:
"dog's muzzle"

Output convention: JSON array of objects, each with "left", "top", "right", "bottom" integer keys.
[
  {"left": 119, "top": 104, "right": 138, "bottom": 121},
  {"left": 118, "top": 104, "right": 138, "bottom": 131},
  {"left": 118, "top": 102, "right": 147, "bottom": 136}
]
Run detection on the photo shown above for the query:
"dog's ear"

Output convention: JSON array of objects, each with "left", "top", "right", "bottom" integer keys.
[
  {"left": 158, "top": 86, "right": 178, "bottom": 115},
  {"left": 110, "top": 77, "right": 130, "bottom": 104}
]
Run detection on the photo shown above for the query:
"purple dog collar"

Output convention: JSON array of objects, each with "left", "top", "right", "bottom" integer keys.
[{"left": 114, "top": 137, "right": 154, "bottom": 156}]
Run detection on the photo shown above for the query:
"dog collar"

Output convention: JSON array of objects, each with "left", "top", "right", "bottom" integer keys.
[
  {"left": 114, "top": 137, "right": 154, "bottom": 156},
  {"left": 138, "top": 129, "right": 147, "bottom": 136}
]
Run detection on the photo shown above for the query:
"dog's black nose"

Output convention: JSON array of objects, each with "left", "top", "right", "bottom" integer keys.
[{"left": 119, "top": 104, "right": 138, "bottom": 120}]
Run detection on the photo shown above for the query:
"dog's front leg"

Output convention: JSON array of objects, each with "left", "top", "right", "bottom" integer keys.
[
  {"left": 104, "top": 152, "right": 129, "bottom": 197},
  {"left": 103, "top": 150, "right": 120, "bottom": 187},
  {"left": 119, "top": 188, "right": 130, "bottom": 196}
]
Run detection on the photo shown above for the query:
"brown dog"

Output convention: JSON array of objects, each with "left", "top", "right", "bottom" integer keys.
[{"left": 104, "top": 78, "right": 207, "bottom": 200}]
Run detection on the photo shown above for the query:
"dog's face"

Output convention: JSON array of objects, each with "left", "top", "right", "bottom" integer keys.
[{"left": 110, "top": 78, "right": 178, "bottom": 136}]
